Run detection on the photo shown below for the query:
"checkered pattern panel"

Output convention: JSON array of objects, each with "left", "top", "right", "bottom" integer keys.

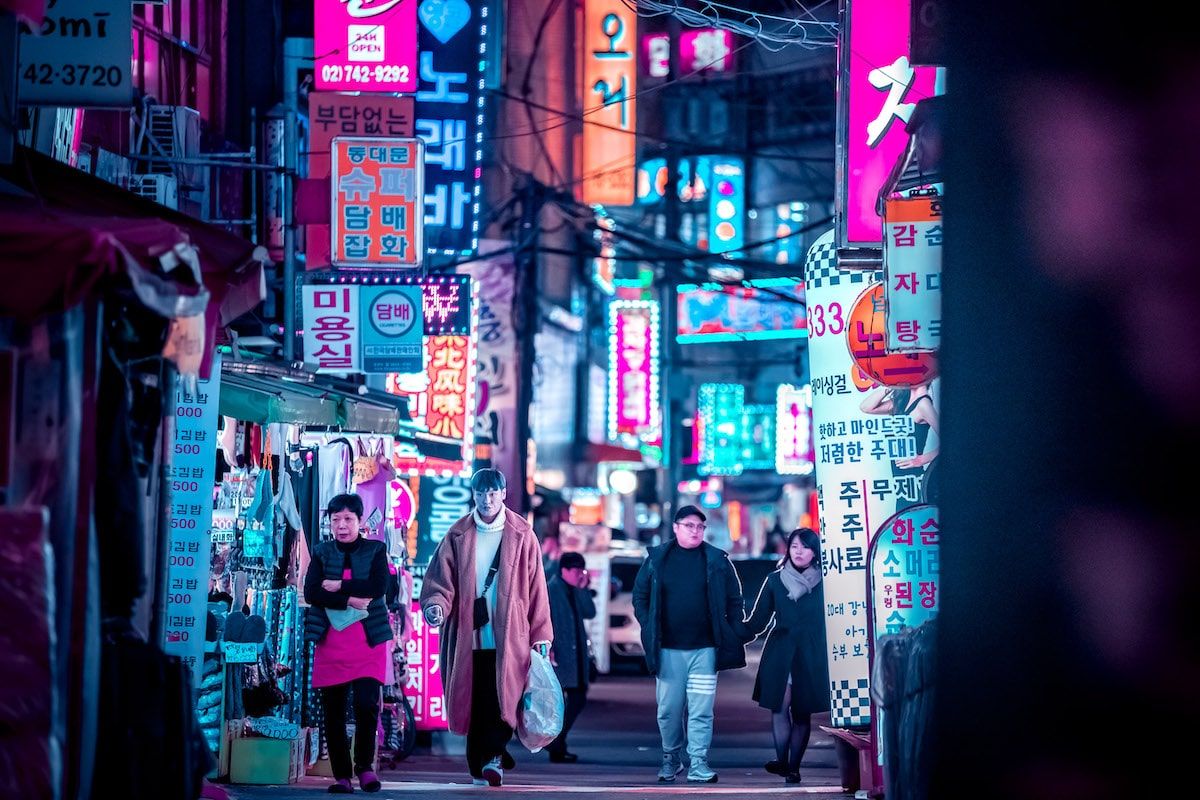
[
  {"left": 830, "top": 678, "right": 872, "bottom": 727},
  {"left": 804, "top": 230, "right": 883, "bottom": 290}
]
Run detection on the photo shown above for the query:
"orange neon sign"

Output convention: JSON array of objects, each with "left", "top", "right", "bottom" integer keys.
[{"left": 580, "top": 0, "right": 637, "bottom": 206}]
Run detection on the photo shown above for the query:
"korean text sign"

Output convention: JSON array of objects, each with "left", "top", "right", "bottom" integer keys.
[
  {"left": 404, "top": 598, "right": 449, "bottom": 730},
  {"left": 608, "top": 300, "right": 660, "bottom": 440},
  {"left": 776, "top": 383, "right": 815, "bottom": 476},
  {"left": 331, "top": 137, "right": 424, "bottom": 269},
  {"left": 883, "top": 197, "right": 943, "bottom": 351},
  {"left": 838, "top": 0, "right": 937, "bottom": 246},
  {"left": 163, "top": 352, "right": 221, "bottom": 690},
  {"left": 415, "top": 0, "right": 490, "bottom": 257},
  {"left": 313, "top": 0, "right": 418, "bottom": 92},
  {"left": 581, "top": 0, "right": 637, "bottom": 206},
  {"left": 424, "top": 335, "right": 473, "bottom": 441},
  {"left": 870, "top": 504, "right": 939, "bottom": 639},
  {"left": 17, "top": 0, "right": 133, "bottom": 107},
  {"left": 303, "top": 286, "right": 360, "bottom": 372},
  {"left": 361, "top": 285, "right": 424, "bottom": 373}
]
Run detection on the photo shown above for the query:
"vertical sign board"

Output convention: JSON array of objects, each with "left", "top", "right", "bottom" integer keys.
[
  {"left": 740, "top": 404, "right": 776, "bottom": 471},
  {"left": 313, "top": 0, "right": 418, "bottom": 93},
  {"left": 608, "top": 300, "right": 660, "bottom": 442},
  {"left": 164, "top": 352, "right": 222, "bottom": 691},
  {"left": 805, "top": 231, "right": 899, "bottom": 727},
  {"left": 708, "top": 158, "right": 745, "bottom": 255},
  {"left": 414, "top": 475, "right": 471, "bottom": 565},
  {"left": 883, "top": 197, "right": 943, "bottom": 351},
  {"left": 776, "top": 383, "right": 815, "bottom": 476},
  {"left": 303, "top": 285, "right": 360, "bottom": 372},
  {"left": 306, "top": 93, "right": 415, "bottom": 269},
  {"left": 581, "top": 0, "right": 637, "bottom": 206},
  {"left": 680, "top": 29, "right": 735, "bottom": 73},
  {"left": 16, "top": 0, "right": 133, "bottom": 107},
  {"left": 415, "top": 0, "right": 491, "bottom": 257},
  {"left": 360, "top": 285, "right": 424, "bottom": 373},
  {"left": 404, "top": 598, "right": 449, "bottom": 730},
  {"left": 870, "top": 504, "right": 939, "bottom": 639},
  {"left": 836, "top": 0, "right": 937, "bottom": 247},
  {"left": 698, "top": 383, "right": 745, "bottom": 477},
  {"left": 331, "top": 137, "right": 424, "bottom": 269}
]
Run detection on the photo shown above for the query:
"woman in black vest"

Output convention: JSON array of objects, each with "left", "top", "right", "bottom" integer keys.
[
  {"left": 304, "top": 494, "right": 393, "bottom": 793},
  {"left": 743, "top": 528, "right": 829, "bottom": 784}
]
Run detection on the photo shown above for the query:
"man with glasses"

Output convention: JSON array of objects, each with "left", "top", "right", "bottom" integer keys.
[
  {"left": 632, "top": 505, "right": 749, "bottom": 783},
  {"left": 545, "top": 551, "right": 597, "bottom": 763}
]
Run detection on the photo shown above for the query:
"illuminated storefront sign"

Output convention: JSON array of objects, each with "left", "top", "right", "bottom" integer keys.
[
  {"left": 314, "top": 0, "right": 418, "bottom": 93},
  {"left": 415, "top": 0, "right": 491, "bottom": 257},
  {"left": 303, "top": 286, "right": 361, "bottom": 372},
  {"left": 776, "top": 383, "right": 815, "bottom": 476},
  {"left": 680, "top": 29, "right": 735, "bottom": 73},
  {"left": 581, "top": 0, "right": 637, "bottom": 205},
  {"left": 697, "top": 383, "right": 745, "bottom": 476},
  {"left": 331, "top": 137, "right": 424, "bottom": 268},
  {"left": 404, "top": 599, "right": 448, "bottom": 730},
  {"left": 740, "top": 404, "right": 775, "bottom": 471},
  {"left": 708, "top": 158, "right": 745, "bottom": 254},
  {"left": 677, "top": 278, "right": 807, "bottom": 344},
  {"left": 870, "top": 504, "right": 939, "bottom": 639},
  {"left": 837, "top": 0, "right": 938, "bottom": 247},
  {"left": 608, "top": 300, "right": 660, "bottom": 441},
  {"left": 883, "top": 196, "right": 943, "bottom": 351},
  {"left": 642, "top": 33, "right": 670, "bottom": 78}
]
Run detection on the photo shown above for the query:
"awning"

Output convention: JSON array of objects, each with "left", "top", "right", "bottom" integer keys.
[
  {"left": 219, "top": 372, "right": 340, "bottom": 427},
  {"left": 0, "top": 146, "right": 267, "bottom": 375},
  {"left": 586, "top": 442, "right": 646, "bottom": 464}
]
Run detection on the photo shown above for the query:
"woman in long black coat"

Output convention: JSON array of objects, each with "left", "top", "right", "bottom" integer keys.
[{"left": 743, "top": 528, "right": 829, "bottom": 784}]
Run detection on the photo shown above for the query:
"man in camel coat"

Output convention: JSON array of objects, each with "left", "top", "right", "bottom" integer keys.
[{"left": 419, "top": 468, "right": 553, "bottom": 787}]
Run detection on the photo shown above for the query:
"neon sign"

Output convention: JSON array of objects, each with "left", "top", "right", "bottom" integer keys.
[{"left": 607, "top": 300, "right": 660, "bottom": 441}]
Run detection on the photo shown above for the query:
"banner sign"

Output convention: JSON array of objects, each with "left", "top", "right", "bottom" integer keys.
[
  {"left": 164, "top": 352, "right": 221, "bottom": 690},
  {"left": 581, "top": 0, "right": 637, "bottom": 205},
  {"left": 313, "top": 0, "right": 418, "bottom": 93},
  {"left": 677, "top": 278, "right": 807, "bottom": 344},
  {"left": 697, "top": 383, "right": 744, "bottom": 476},
  {"left": 361, "top": 285, "right": 423, "bottom": 373},
  {"left": 776, "top": 383, "right": 815, "bottom": 476},
  {"left": 17, "top": 0, "right": 132, "bottom": 107},
  {"left": 331, "top": 137, "right": 424, "bottom": 269},
  {"left": 837, "top": 0, "right": 937, "bottom": 247},
  {"left": 404, "top": 599, "right": 449, "bottom": 730},
  {"left": 303, "top": 285, "right": 361, "bottom": 372},
  {"left": 413, "top": 474, "right": 471, "bottom": 565},
  {"left": 608, "top": 300, "right": 660, "bottom": 441},
  {"left": 415, "top": 0, "right": 491, "bottom": 257},
  {"left": 870, "top": 504, "right": 939, "bottom": 638},
  {"left": 883, "top": 196, "right": 943, "bottom": 351}
]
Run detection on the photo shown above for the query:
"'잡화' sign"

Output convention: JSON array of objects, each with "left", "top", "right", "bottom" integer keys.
[
  {"left": 361, "top": 285, "right": 423, "bottom": 373},
  {"left": 313, "top": 0, "right": 418, "bottom": 93},
  {"left": 331, "top": 137, "right": 425, "bottom": 269}
]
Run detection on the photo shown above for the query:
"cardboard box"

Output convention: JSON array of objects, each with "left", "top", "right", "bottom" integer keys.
[{"left": 228, "top": 731, "right": 307, "bottom": 785}]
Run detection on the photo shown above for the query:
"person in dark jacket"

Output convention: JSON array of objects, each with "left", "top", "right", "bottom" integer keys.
[
  {"left": 632, "top": 505, "right": 749, "bottom": 784},
  {"left": 545, "top": 551, "right": 597, "bottom": 763},
  {"left": 743, "top": 527, "right": 829, "bottom": 785},
  {"left": 304, "top": 494, "right": 393, "bottom": 794}
]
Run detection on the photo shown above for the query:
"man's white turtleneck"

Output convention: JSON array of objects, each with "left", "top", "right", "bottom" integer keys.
[{"left": 473, "top": 508, "right": 504, "bottom": 649}]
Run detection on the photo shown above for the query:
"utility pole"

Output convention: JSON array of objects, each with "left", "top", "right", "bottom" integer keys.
[
  {"left": 513, "top": 177, "right": 544, "bottom": 516},
  {"left": 660, "top": 15, "right": 684, "bottom": 527}
]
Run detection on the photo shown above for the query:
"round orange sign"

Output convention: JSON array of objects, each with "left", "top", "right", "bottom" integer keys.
[{"left": 846, "top": 283, "right": 938, "bottom": 387}]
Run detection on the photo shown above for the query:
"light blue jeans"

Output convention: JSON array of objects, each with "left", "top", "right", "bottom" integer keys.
[{"left": 655, "top": 647, "right": 718, "bottom": 761}]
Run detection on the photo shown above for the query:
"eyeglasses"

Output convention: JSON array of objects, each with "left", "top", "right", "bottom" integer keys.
[{"left": 677, "top": 522, "right": 707, "bottom": 532}]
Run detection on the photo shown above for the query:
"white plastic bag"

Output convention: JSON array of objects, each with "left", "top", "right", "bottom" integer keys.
[{"left": 516, "top": 648, "right": 564, "bottom": 752}]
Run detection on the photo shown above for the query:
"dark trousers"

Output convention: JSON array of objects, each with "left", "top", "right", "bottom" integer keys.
[
  {"left": 467, "top": 650, "right": 513, "bottom": 777},
  {"left": 321, "top": 678, "right": 382, "bottom": 779},
  {"left": 547, "top": 687, "right": 588, "bottom": 756}
]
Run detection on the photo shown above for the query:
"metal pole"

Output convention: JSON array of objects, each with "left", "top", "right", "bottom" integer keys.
[
  {"left": 661, "top": 16, "right": 684, "bottom": 523},
  {"left": 283, "top": 108, "right": 297, "bottom": 362},
  {"left": 513, "top": 179, "right": 542, "bottom": 515}
]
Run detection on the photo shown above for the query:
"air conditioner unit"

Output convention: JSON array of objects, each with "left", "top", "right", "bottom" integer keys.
[
  {"left": 134, "top": 104, "right": 202, "bottom": 185},
  {"left": 131, "top": 174, "right": 179, "bottom": 210}
]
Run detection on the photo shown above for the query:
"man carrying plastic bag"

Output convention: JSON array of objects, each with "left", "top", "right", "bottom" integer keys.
[{"left": 517, "top": 648, "right": 565, "bottom": 753}]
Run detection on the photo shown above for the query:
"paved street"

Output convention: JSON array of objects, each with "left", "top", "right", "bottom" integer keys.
[{"left": 225, "top": 649, "right": 854, "bottom": 799}]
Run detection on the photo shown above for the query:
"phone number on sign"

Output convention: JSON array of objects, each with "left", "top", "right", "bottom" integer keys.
[
  {"left": 320, "top": 63, "right": 411, "bottom": 85},
  {"left": 22, "top": 63, "right": 125, "bottom": 87}
]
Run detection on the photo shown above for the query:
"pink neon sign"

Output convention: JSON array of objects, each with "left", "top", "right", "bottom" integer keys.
[
  {"left": 314, "top": 0, "right": 418, "bottom": 93},
  {"left": 841, "top": 0, "right": 937, "bottom": 246},
  {"left": 610, "top": 302, "right": 659, "bottom": 438},
  {"left": 680, "top": 29, "right": 735, "bottom": 73}
]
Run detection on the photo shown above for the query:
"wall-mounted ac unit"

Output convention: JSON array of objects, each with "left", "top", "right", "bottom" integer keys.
[
  {"left": 130, "top": 174, "right": 179, "bottom": 211},
  {"left": 134, "top": 104, "right": 202, "bottom": 186}
]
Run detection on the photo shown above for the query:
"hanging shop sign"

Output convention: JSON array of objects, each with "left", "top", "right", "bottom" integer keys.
[
  {"left": 740, "top": 404, "right": 775, "bottom": 471},
  {"left": 313, "top": 0, "right": 418, "bottom": 93},
  {"left": 581, "top": 0, "right": 637, "bottom": 206},
  {"left": 16, "top": 0, "right": 132, "bottom": 107},
  {"left": 642, "top": 32, "right": 670, "bottom": 78},
  {"left": 388, "top": 334, "right": 479, "bottom": 478},
  {"left": 303, "top": 285, "right": 361, "bottom": 372},
  {"left": 360, "top": 285, "right": 423, "bottom": 373},
  {"left": 869, "top": 503, "right": 939, "bottom": 639},
  {"left": 163, "top": 351, "right": 222, "bottom": 689},
  {"left": 697, "top": 383, "right": 745, "bottom": 477},
  {"left": 307, "top": 93, "right": 415, "bottom": 269},
  {"left": 836, "top": 0, "right": 937, "bottom": 247},
  {"left": 680, "top": 29, "right": 735, "bottom": 73},
  {"left": 331, "top": 137, "right": 425, "bottom": 269},
  {"left": 415, "top": 0, "right": 491, "bottom": 257},
  {"left": 846, "top": 282, "right": 938, "bottom": 387},
  {"left": 708, "top": 158, "right": 745, "bottom": 254},
  {"left": 414, "top": 474, "right": 471, "bottom": 564},
  {"left": 608, "top": 300, "right": 660, "bottom": 442},
  {"left": 404, "top": 599, "right": 449, "bottom": 730},
  {"left": 775, "top": 383, "right": 815, "bottom": 476},
  {"left": 883, "top": 196, "right": 943, "bottom": 351},
  {"left": 677, "top": 278, "right": 807, "bottom": 344}
]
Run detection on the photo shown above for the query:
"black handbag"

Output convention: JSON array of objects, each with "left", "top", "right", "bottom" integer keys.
[{"left": 473, "top": 546, "right": 503, "bottom": 630}]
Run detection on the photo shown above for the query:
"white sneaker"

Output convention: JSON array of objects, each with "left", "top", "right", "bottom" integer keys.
[
  {"left": 482, "top": 756, "right": 504, "bottom": 787},
  {"left": 471, "top": 778, "right": 488, "bottom": 786},
  {"left": 657, "top": 752, "right": 684, "bottom": 782},
  {"left": 688, "top": 757, "right": 718, "bottom": 783}
]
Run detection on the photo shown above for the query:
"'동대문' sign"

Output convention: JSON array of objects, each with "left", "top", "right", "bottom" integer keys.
[
  {"left": 332, "top": 137, "right": 425, "bottom": 269},
  {"left": 361, "top": 285, "right": 423, "bottom": 373},
  {"left": 313, "top": 0, "right": 418, "bottom": 93}
]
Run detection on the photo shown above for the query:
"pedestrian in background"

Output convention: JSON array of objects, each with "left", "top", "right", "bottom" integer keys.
[
  {"left": 419, "top": 469, "right": 553, "bottom": 787},
  {"left": 632, "top": 505, "right": 749, "bottom": 784},
  {"left": 742, "top": 528, "right": 828, "bottom": 784},
  {"left": 545, "top": 551, "right": 597, "bottom": 763},
  {"left": 304, "top": 494, "right": 393, "bottom": 794}
]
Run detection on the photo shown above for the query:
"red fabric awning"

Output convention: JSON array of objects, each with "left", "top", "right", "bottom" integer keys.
[{"left": 586, "top": 442, "right": 646, "bottom": 463}]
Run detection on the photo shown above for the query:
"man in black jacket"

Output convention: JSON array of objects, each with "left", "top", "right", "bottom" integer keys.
[
  {"left": 632, "top": 506, "right": 748, "bottom": 784},
  {"left": 545, "top": 552, "right": 597, "bottom": 763}
]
